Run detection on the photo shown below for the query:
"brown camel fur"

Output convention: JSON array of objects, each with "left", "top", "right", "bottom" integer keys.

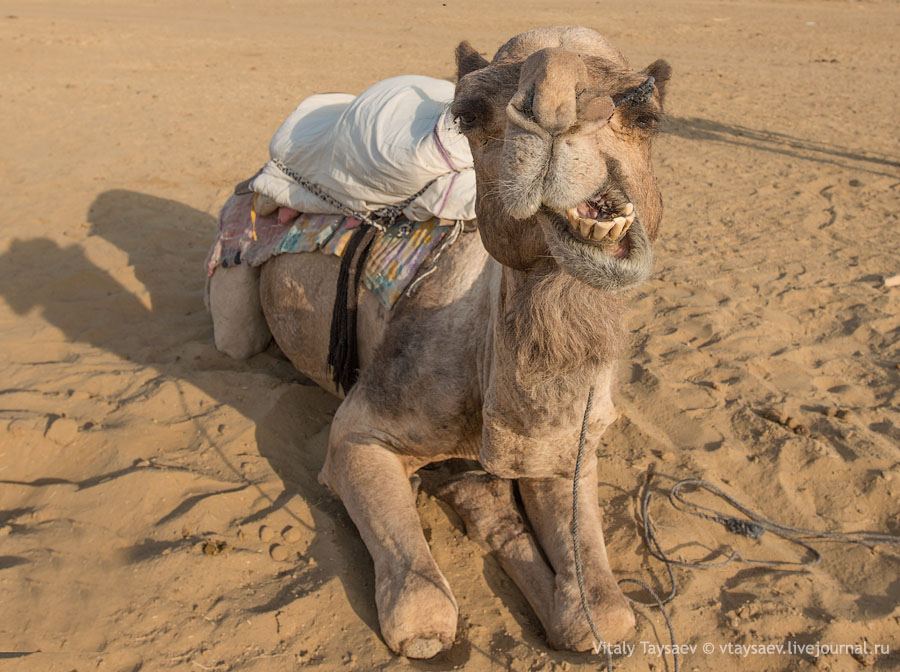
[{"left": 208, "top": 25, "right": 671, "bottom": 659}]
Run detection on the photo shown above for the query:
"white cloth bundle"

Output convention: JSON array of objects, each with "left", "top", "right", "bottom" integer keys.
[{"left": 250, "top": 75, "right": 476, "bottom": 222}]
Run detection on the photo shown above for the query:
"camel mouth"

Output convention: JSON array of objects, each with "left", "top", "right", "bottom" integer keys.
[
  {"left": 539, "top": 187, "right": 652, "bottom": 292},
  {"left": 550, "top": 186, "right": 635, "bottom": 254}
]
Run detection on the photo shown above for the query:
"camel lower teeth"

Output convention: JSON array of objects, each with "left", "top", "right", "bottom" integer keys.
[
  {"left": 579, "top": 220, "right": 593, "bottom": 239},
  {"left": 592, "top": 221, "right": 614, "bottom": 241},
  {"left": 565, "top": 204, "right": 633, "bottom": 243},
  {"left": 608, "top": 219, "right": 625, "bottom": 241}
]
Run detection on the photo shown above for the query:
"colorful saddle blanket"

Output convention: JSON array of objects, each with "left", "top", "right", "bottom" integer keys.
[{"left": 206, "top": 193, "right": 459, "bottom": 309}]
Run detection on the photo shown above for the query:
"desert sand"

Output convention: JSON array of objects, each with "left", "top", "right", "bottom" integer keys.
[{"left": 1, "top": 1, "right": 899, "bottom": 670}]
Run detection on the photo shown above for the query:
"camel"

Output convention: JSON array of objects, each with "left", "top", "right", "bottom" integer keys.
[{"left": 208, "top": 26, "right": 671, "bottom": 659}]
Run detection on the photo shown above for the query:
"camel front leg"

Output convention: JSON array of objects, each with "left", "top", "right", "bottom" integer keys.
[
  {"left": 320, "top": 433, "right": 458, "bottom": 658},
  {"left": 519, "top": 464, "right": 635, "bottom": 651},
  {"left": 436, "top": 472, "right": 558, "bottom": 628}
]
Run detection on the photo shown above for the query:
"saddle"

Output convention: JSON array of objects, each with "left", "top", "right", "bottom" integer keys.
[{"left": 208, "top": 75, "right": 479, "bottom": 393}]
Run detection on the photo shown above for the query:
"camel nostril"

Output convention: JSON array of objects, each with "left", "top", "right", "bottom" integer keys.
[
  {"left": 521, "top": 84, "right": 535, "bottom": 121},
  {"left": 576, "top": 90, "right": 615, "bottom": 125}
]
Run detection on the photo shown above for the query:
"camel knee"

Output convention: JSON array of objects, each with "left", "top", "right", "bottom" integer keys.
[{"left": 208, "top": 264, "right": 271, "bottom": 359}]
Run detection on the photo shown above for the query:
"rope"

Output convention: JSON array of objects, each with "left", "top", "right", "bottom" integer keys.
[
  {"left": 618, "top": 577, "right": 679, "bottom": 664},
  {"left": 572, "top": 388, "right": 680, "bottom": 672},
  {"left": 326, "top": 224, "right": 377, "bottom": 394},
  {"left": 641, "top": 477, "right": 900, "bottom": 572},
  {"left": 573, "top": 387, "right": 900, "bottom": 672},
  {"left": 271, "top": 159, "right": 437, "bottom": 233},
  {"left": 614, "top": 75, "right": 656, "bottom": 108},
  {"left": 571, "top": 387, "right": 612, "bottom": 671}
]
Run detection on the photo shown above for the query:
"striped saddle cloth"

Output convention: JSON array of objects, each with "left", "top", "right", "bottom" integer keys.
[{"left": 206, "top": 192, "right": 462, "bottom": 310}]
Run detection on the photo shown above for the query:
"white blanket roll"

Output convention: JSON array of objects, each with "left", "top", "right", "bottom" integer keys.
[{"left": 249, "top": 75, "right": 476, "bottom": 222}]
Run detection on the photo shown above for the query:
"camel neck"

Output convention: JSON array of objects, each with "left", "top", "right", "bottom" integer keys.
[{"left": 476, "top": 261, "right": 622, "bottom": 477}]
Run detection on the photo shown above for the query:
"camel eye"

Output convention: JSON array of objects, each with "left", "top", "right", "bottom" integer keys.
[
  {"left": 455, "top": 111, "right": 483, "bottom": 134},
  {"left": 457, "top": 112, "right": 479, "bottom": 128},
  {"left": 619, "top": 105, "right": 660, "bottom": 133},
  {"left": 634, "top": 114, "right": 657, "bottom": 130},
  {"left": 452, "top": 96, "right": 491, "bottom": 133}
]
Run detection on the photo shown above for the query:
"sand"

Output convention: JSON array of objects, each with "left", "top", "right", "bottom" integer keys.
[{"left": 1, "top": 1, "right": 899, "bottom": 670}]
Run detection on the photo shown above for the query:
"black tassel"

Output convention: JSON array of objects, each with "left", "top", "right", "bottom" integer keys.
[{"left": 327, "top": 223, "right": 376, "bottom": 394}]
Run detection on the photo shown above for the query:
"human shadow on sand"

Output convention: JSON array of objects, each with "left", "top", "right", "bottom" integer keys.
[{"left": 664, "top": 116, "right": 900, "bottom": 177}]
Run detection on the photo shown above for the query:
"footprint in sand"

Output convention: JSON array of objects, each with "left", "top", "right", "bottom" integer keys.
[{"left": 260, "top": 524, "right": 306, "bottom": 561}]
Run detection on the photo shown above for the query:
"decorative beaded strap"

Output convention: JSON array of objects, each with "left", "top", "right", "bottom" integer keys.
[{"left": 271, "top": 159, "right": 437, "bottom": 233}]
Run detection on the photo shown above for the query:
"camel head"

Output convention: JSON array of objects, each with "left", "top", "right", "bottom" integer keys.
[{"left": 452, "top": 26, "right": 671, "bottom": 291}]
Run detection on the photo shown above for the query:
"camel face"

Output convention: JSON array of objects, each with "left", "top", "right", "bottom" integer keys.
[{"left": 453, "top": 26, "right": 670, "bottom": 290}]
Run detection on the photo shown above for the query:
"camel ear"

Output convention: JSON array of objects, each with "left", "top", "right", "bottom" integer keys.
[
  {"left": 643, "top": 59, "right": 672, "bottom": 106},
  {"left": 456, "top": 41, "right": 489, "bottom": 80}
]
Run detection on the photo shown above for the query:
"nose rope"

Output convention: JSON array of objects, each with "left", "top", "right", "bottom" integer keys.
[{"left": 572, "top": 385, "right": 680, "bottom": 672}]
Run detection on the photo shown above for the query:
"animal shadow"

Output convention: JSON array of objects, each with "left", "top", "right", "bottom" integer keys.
[{"left": 0, "top": 190, "right": 382, "bottom": 639}]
